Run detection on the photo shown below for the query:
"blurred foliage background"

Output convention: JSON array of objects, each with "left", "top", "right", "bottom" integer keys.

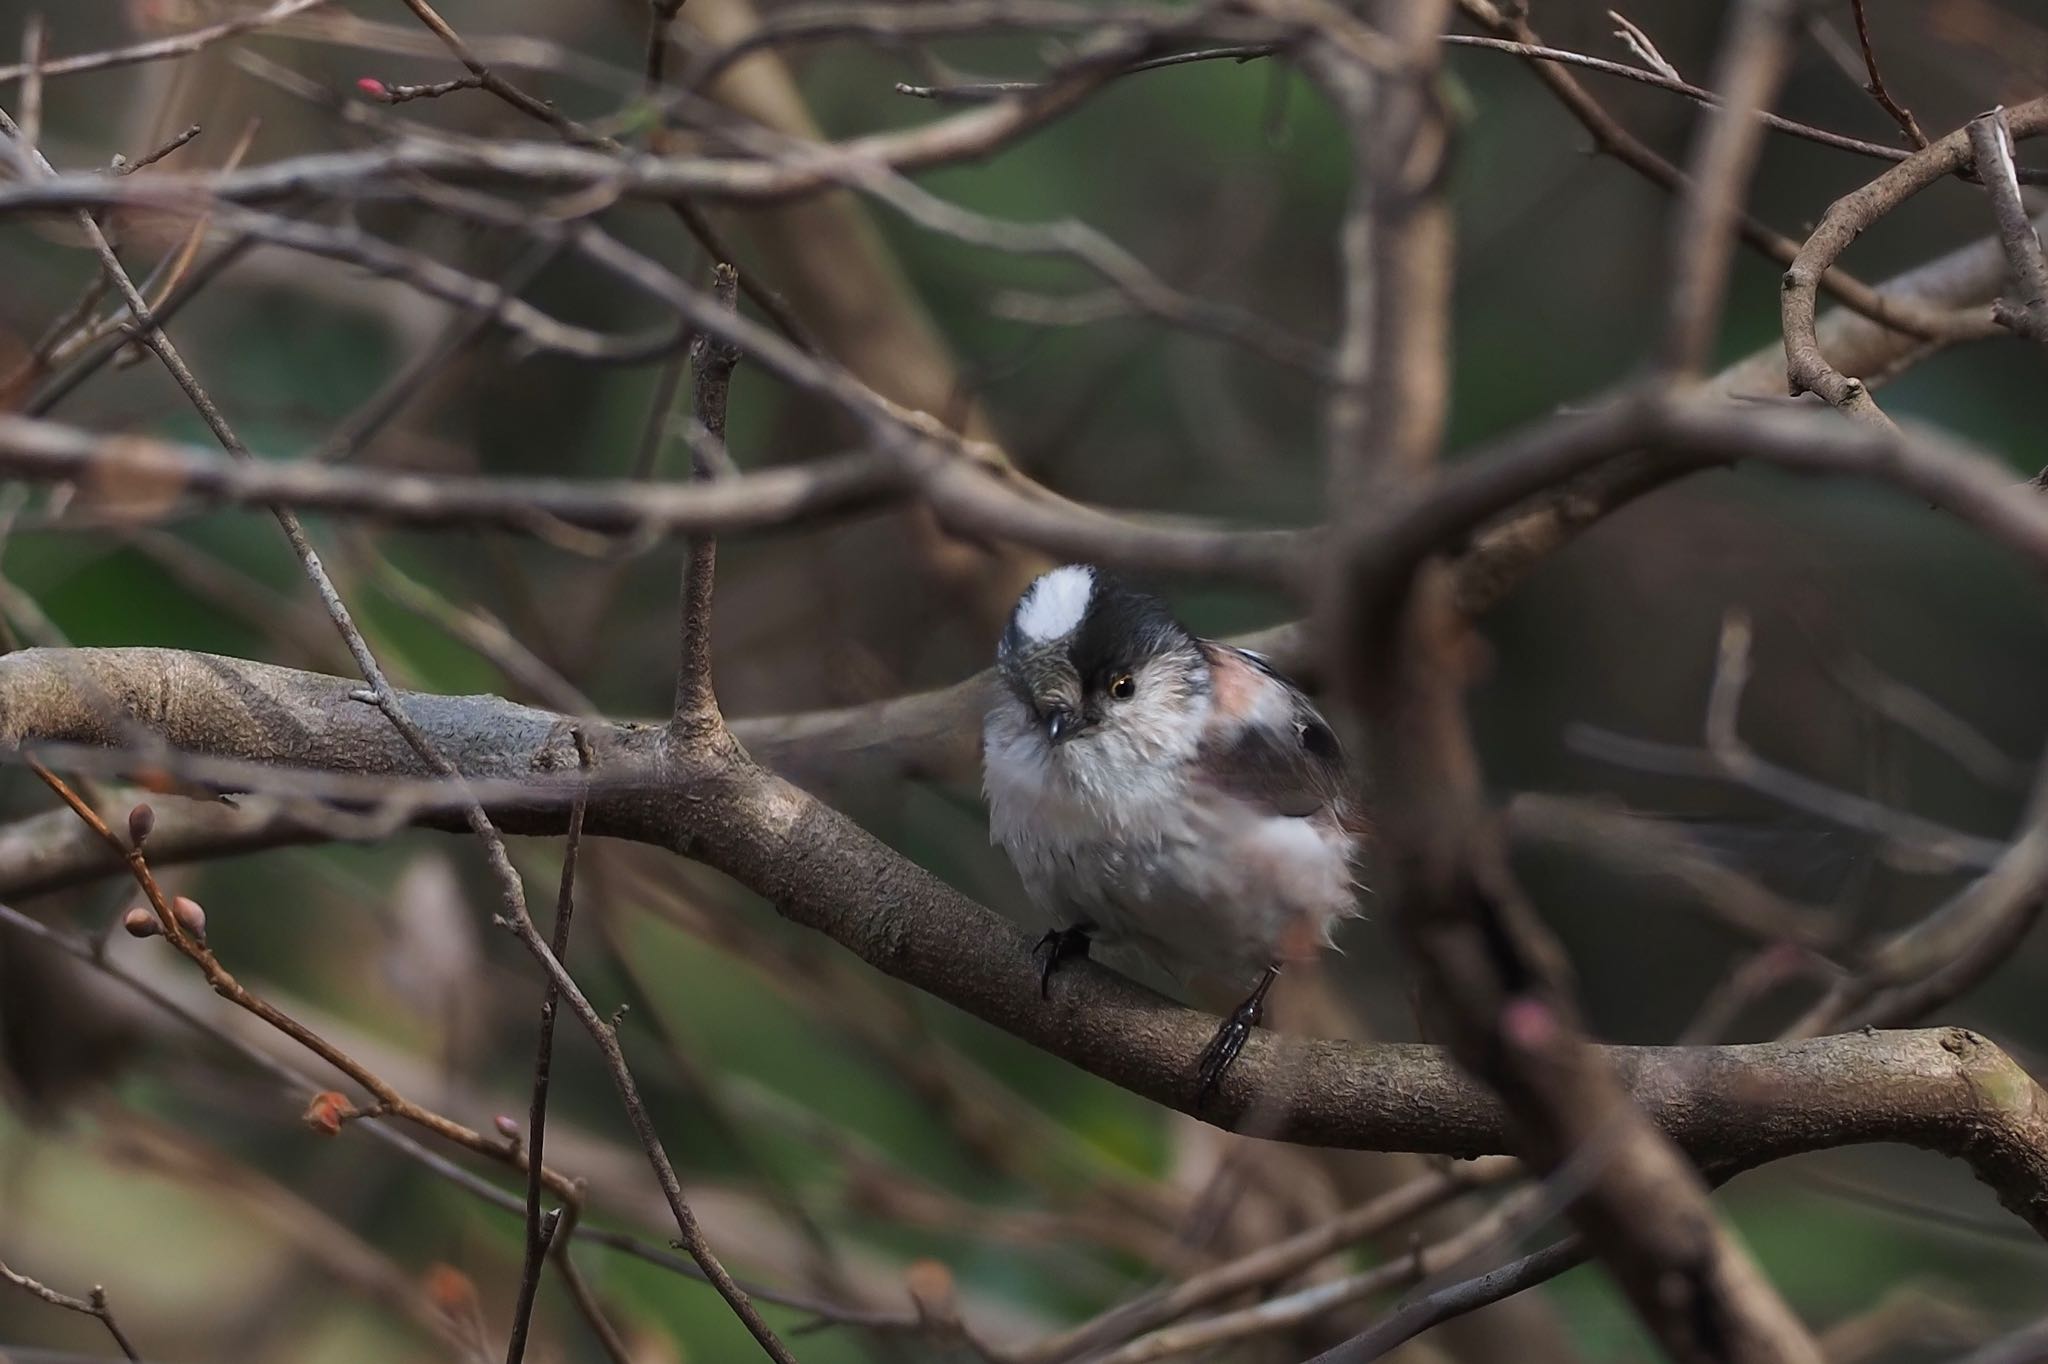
[{"left": 0, "top": 1, "right": 2046, "bottom": 1361}]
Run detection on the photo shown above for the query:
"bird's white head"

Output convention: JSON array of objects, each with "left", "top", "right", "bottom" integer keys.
[{"left": 989, "top": 565, "right": 1211, "bottom": 798}]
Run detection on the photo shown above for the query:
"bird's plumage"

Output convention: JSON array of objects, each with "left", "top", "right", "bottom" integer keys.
[{"left": 983, "top": 566, "right": 1363, "bottom": 992}]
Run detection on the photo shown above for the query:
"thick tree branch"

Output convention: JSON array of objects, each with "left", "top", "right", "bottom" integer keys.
[{"left": 1, "top": 646, "right": 2046, "bottom": 1230}]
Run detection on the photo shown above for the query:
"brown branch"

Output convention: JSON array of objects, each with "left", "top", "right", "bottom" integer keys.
[
  {"left": 1089, "top": 1187, "right": 1549, "bottom": 1364},
  {"left": 0, "top": 0, "right": 329, "bottom": 88},
  {"left": 1849, "top": 0, "right": 1927, "bottom": 148},
  {"left": 1306, "top": 1236, "right": 1587, "bottom": 1364},
  {"left": 0, "top": 894, "right": 896, "bottom": 1331},
  {"left": 506, "top": 735, "right": 592, "bottom": 1364},
  {"left": 1012, "top": 1162, "right": 1507, "bottom": 1363},
  {"left": 391, "top": 0, "right": 808, "bottom": 346},
  {"left": 22, "top": 759, "right": 580, "bottom": 1198},
  {"left": 1785, "top": 95, "right": 2048, "bottom": 427},
  {"left": 1, "top": 646, "right": 2047, "bottom": 1234},
  {"left": 5, "top": 372, "right": 2047, "bottom": 883},
  {"left": 14, "top": 90, "right": 797, "bottom": 1358},
  {"left": 674, "top": 264, "right": 739, "bottom": 732}
]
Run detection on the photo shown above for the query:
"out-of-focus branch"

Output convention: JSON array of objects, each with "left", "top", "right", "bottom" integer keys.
[
  {"left": 1504, "top": 793, "right": 1840, "bottom": 948},
  {"left": 1320, "top": 0, "right": 1818, "bottom": 1356},
  {"left": 1659, "top": 0, "right": 1800, "bottom": 374},
  {"left": 0, "top": 0, "right": 329, "bottom": 88},
  {"left": 1010, "top": 1162, "right": 1507, "bottom": 1363},
  {"left": 1455, "top": 0, "right": 1995, "bottom": 341},
  {"left": 0, "top": 413, "right": 1304, "bottom": 586}
]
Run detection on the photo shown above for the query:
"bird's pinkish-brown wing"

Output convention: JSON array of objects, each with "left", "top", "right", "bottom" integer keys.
[{"left": 1195, "top": 644, "right": 1353, "bottom": 822}]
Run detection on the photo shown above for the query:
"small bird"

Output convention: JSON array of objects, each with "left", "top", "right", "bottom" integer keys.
[{"left": 981, "top": 564, "right": 1363, "bottom": 1095}]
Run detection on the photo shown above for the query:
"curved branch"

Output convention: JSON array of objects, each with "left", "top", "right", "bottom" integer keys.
[
  {"left": 1784, "top": 95, "right": 2048, "bottom": 426},
  {"left": 1, "top": 645, "right": 2046, "bottom": 1237}
]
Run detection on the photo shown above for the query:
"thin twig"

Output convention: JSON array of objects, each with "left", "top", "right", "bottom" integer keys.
[
  {"left": 1608, "top": 11, "right": 1680, "bottom": 81},
  {"left": 391, "top": 0, "right": 810, "bottom": 348},
  {"left": 0, "top": 0, "right": 329, "bottom": 88},
  {"left": 505, "top": 732, "right": 593, "bottom": 1364},
  {"left": 1303, "top": 1237, "right": 1587, "bottom": 1363},
  {"left": 0, "top": 895, "right": 901, "bottom": 1331},
  {"left": 674, "top": 263, "right": 739, "bottom": 731},
  {"left": 1849, "top": 0, "right": 1926, "bottom": 147},
  {"left": 112, "top": 124, "right": 203, "bottom": 174},
  {"left": 0, "top": 1260, "right": 143, "bottom": 1361}
]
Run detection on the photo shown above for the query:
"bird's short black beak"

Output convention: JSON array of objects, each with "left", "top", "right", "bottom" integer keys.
[{"left": 1044, "top": 706, "right": 1078, "bottom": 745}]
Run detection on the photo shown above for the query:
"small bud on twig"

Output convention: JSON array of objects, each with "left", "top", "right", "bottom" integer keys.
[
  {"left": 494, "top": 1114, "right": 521, "bottom": 1139},
  {"left": 170, "top": 895, "right": 206, "bottom": 944},
  {"left": 301, "top": 1090, "right": 356, "bottom": 1135},
  {"left": 121, "top": 907, "right": 160, "bottom": 939},
  {"left": 127, "top": 802, "right": 154, "bottom": 847}
]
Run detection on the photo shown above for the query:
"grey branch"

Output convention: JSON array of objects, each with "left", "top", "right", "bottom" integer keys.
[{"left": 2, "top": 644, "right": 2047, "bottom": 1238}]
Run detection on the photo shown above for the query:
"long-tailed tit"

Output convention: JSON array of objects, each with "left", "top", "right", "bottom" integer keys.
[{"left": 982, "top": 564, "right": 1363, "bottom": 1095}]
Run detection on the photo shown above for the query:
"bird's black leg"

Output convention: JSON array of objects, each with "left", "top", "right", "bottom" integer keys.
[
  {"left": 1034, "top": 924, "right": 1094, "bottom": 998},
  {"left": 1196, "top": 964, "right": 1279, "bottom": 1102}
]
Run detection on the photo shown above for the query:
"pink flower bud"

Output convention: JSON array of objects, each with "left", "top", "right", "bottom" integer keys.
[{"left": 171, "top": 896, "right": 206, "bottom": 944}]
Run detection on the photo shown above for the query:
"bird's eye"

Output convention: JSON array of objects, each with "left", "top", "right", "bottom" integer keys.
[{"left": 1109, "top": 673, "right": 1136, "bottom": 700}]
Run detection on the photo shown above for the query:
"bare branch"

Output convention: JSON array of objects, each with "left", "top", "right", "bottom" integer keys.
[
  {"left": 3, "top": 648, "right": 2048, "bottom": 1236},
  {"left": 1305, "top": 1236, "right": 1587, "bottom": 1364},
  {"left": 1456, "top": 0, "right": 1998, "bottom": 343},
  {"left": 1966, "top": 107, "right": 2048, "bottom": 343},
  {"left": 1660, "top": 0, "right": 1800, "bottom": 374},
  {"left": 674, "top": 264, "right": 740, "bottom": 733},
  {"left": 1849, "top": 0, "right": 1928, "bottom": 147},
  {"left": 0, "top": 0, "right": 330, "bottom": 88},
  {"left": 0, "top": 1259, "right": 143, "bottom": 1361},
  {"left": 1785, "top": 95, "right": 2048, "bottom": 427},
  {"left": 0, "top": 413, "right": 1305, "bottom": 586},
  {"left": 506, "top": 734, "right": 592, "bottom": 1364}
]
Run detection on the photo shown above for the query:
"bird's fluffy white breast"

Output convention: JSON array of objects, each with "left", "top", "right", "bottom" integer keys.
[{"left": 1013, "top": 564, "right": 1095, "bottom": 643}]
